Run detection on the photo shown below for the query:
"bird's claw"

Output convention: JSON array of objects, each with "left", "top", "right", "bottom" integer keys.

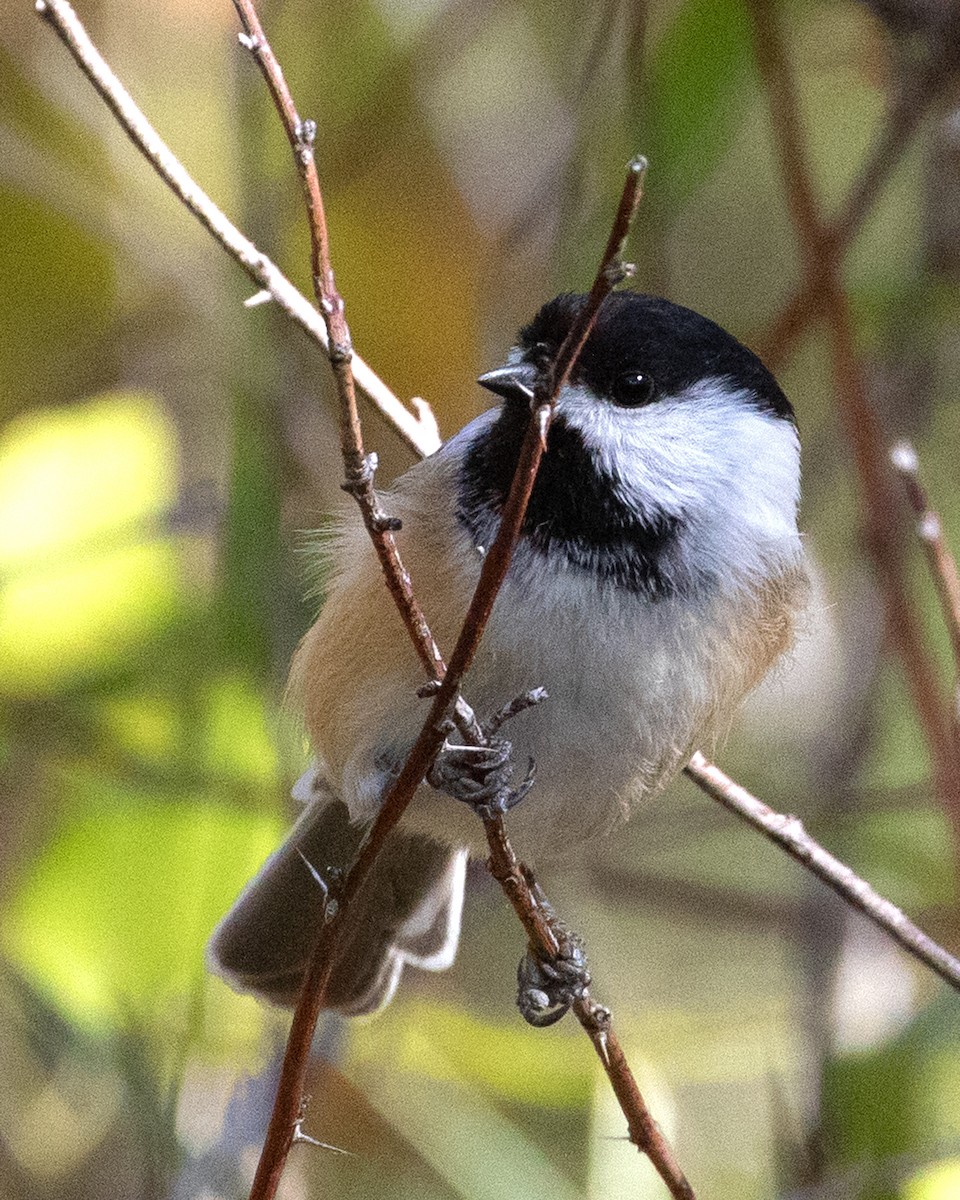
[
  {"left": 428, "top": 738, "right": 537, "bottom": 819},
  {"left": 516, "top": 933, "right": 590, "bottom": 1027}
]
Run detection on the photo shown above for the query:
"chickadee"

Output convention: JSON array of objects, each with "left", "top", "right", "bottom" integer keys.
[{"left": 210, "top": 291, "right": 808, "bottom": 1016}]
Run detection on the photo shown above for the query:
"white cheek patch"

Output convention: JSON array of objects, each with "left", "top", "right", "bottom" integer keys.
[{"left": 555, "top": 378, "right": 803, "bottom": 586}]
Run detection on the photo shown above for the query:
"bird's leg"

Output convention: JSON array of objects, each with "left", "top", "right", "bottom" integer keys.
[{"left": 516, "top": 874, "right": 591, "bottom": 1027}]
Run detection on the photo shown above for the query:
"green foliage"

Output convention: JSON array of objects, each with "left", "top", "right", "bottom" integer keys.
[
  {"left": 823, "top": 995, "right": 960, "bottom": 1195},
  {"left": 0, "top": 187, "right": 116, "bottom": 419},
  {"left": 646, "top": 0, "right": 757, "bottom": 210},
  {"left": 0, "top": 393, "right": 182, "bottom": 694},
  {"left": 2, "top": 0, "right": 959, "bottom": 1196},
  {"left": 2, "top": 792, "right": 280, "bottom": 1030}
]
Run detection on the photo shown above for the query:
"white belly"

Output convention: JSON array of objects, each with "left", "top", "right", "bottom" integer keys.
[{"left": 401, "top": 547, "right": 775, "bottom": 857}]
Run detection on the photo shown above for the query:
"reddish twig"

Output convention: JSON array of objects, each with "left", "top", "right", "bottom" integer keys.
[
  {"left": 891, "top": 440, "right": 960, "bottom": 690},
  {"left": 755, "top": 45, "right": 952, "bottom": 372},
  {"left": 486, "top": 822, "right": 695, "bottom": 1198},
  {"left": 33, "top": 4, "right": 960, "bottom": 1193},
  {"left": 231, "top": 0, "right": 445, "bottom": 688},
  {"left": 746, "top": 0, "right": 960, "bottom": 851},
  {"left": 33, "top": 0, "right": 440, "bottom": 459},
  {"left": 253, "top": 150, "right": 691, "bottom": 1199},
  {"left": 685, "top": 754, "right": 960, "bottom": 991},
  {"left": 36, "top": 6, "right": 688, "bottom": 1192},
  {"left": 225, "top": 14, "right": 684, "bottom": 1191}
]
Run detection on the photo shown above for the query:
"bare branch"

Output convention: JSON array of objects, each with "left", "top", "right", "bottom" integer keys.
[
  {"left": 230, "top": 0, "right": 446, "bottom": 696},
  {"left": 685, "top": 754, "right": 960, "bottom": 992},
  {"left": 219, "top": 6, "right": 684, "bottom": 1195},
  {"left": 746, "top": 0, "right": 960, "bottom": 852},
  {"left": 891, "top": 440, "right": 960, "bottom": 688},
  {"left": 755, "top": 47, "right": 953, "bottom": 372},
  {"left": 34, "top": 0, "right": 440, "bottom": 459}
]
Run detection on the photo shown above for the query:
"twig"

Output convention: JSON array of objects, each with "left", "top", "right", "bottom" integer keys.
[
  {"left": 469, "top": 160, "right": 694, "bottom": 1198},
  {"left": 684, "top": 754, "right": 960, "bottom": 992},
  {"left": 224, "top": 7, "right": 683, "bottom": 1193},
  {"left": 890, "top": 440, "right": 960, "bottom": 687},
  {"left": 230, "top": 0, "right": 445, "bottom": 693},
  {"left": 746, "top": 0, "right": 960, "bottom": 851},
  {"left": 254, "top": 151, "right": 688, "bottom": 1199},
  {"left": 45, "top": 1, "right": 960, "bottom": 1192},
  {"left": 35, "top": 5, "right": 683, "bottom": 1194},
  {"left": 33, "top": 0, "right": 440, "bottom": 460},
  {"left": 755, "top": 46, "right": 953, "bottom": 371},
  {"left": 485, "top": 822, "right": 695, "bottom": 1199}
]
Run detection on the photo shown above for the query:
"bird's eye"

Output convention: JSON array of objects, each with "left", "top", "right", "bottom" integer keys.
[{"left": 614, "top": 371, "right": 657, "bottom": 408}]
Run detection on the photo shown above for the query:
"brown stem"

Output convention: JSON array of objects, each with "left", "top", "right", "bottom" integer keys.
[
  {"left": 891, "top": 440, "right": 960, "bottom": 686},
  {"left": 33, "top": 0, "right": 440, "bottom": 458},
  {"left": 747, "top": 0, "right": 960, "bottom": 857},
  {"left": 36, "top": 6, "right": 687, "bottom": 1191},
  {"left": 484, "top": 820, "right": 696, "bottom": 1199},
  {"left": 231, "top": 0, "right": 445, "bottom": 687},
  {"left": 755, "top": 43, "right": 951, "bottom": 372},
  {"left": 575, "top": 1008, "right": 696, "bottom": 1200},
  {"left": 35, "top": 4, "right": 960, "bottom": 1192},
  {"left": 227, "top": 34, "right": 677, "bottom": 1190},
  {"left": 685, "top": 754, "right": 960, "bottom": 991}
]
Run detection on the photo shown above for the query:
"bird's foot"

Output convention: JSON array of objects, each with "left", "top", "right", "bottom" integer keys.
[
  {"left": 516, "top": 928, "right": 590, "bottom": 1027},
  {"left": 428, "top": 736, "right": 536, "bottom": 820}
]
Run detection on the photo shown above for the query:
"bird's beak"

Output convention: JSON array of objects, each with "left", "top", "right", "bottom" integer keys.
[{"left": 477, "top": 362, "right": 537, "bottom": 405}]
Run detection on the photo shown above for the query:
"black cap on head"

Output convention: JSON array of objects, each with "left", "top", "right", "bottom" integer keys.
[{"left": 516, "top": 292, "right": 794, "bottom": 422}]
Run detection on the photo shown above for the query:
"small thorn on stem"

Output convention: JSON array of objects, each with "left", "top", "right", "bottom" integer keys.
[
  {"left": 294, "top": 118, "right": 317, "bottom": 148},
  {"left": 237, "top": 31, "right": 261, "bottom": 51},
  {"left": 535, "top": 405, "right": 550, "bottom": 451},
  {"left": 292, "top": 1112, "right": 349, "bottom": 1155}
]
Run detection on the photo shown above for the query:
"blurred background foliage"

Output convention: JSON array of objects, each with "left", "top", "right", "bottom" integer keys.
[{"left": 1, "top": 0, "right": 959, "bottom": 1197}]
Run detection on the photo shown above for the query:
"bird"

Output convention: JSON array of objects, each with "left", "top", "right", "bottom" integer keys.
[{"left": 209, "top": 290, "right": 808, "bottom": 1019}]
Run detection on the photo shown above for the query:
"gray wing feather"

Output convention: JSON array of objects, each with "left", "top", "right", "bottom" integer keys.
[{"left": 208, "top": 773, "right": 466, "bottom": 1015}]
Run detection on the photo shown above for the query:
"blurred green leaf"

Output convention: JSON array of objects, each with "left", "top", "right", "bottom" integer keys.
[
  {"left": 1, "top": 793, "right": 281, "bottom": 1030},
  {"left": 352, "top": 1046, "right": 585, "bottom": 1200},
  {"left": 904, "top": 1157, "right": 960, "bottom": 1200},
  {"left": 348, "top": 999, "right": 594, "bottom": 1108},
  {"left": 0, "top": 393, "right": 183, "bottom": 694},
  {"left": 823, "top": 994, "right": 960, "bottom": 1172},
  {"left": 647, "top": 0, "right": 756, "bottom": 210}
]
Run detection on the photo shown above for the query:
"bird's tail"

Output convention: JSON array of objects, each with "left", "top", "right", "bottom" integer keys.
[{"left": 208, "top": 772, "right": 467, "bottom": 1015}]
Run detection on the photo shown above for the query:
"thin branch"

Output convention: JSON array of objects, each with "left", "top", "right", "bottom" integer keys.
[
  {"left": 755, "top": 45, "right": 953, "bottom": 372},
  {"left": 251, "top": 149, "right": 690, "bottom": 1200},
  {"left": 891, "top": 440, "right": 960, "bottom": 687},
  {"left": 35, "top": 7, "right": 683, "bottom": 1194},
  {"left": 224, "top": 6, "right": 684, "bottom": 1193},
  {"left": 34, "top": 0, "right": 440, "bottom": 460},
  {"left": 486, "top": 822, "right": 695, "bottom": 1199},
  {"left": 684, "top": 754, "right": 960, "bottom": 991},
  {"left": 229, "top": 0, "right": 445, "bottom": 694},
  {"left": 42, "top": 3, "right": 960, "bottom": 1194},
  {"left": 746, "top": 0, "right": 960, "bottom": 852}
]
